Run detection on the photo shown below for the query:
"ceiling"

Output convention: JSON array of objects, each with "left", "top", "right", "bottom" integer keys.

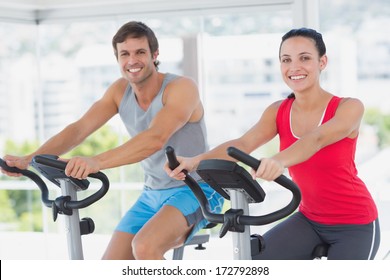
[
  {"left": 0, "top": 0, "right": 294, "bottom": 24},
  {"left": 0, "top": 0, "right": 156, "bottom": 23},
  {"left": 0, "top": 0, "right": 137, "bottom": 9}
]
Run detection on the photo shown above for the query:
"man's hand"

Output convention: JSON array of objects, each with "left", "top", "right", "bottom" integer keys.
[
  {"left": 0, "top": 155, "right": 31, "bottom": 177},
  {"left": 63, "top": 156, "right": 101, "bottom": 179}
]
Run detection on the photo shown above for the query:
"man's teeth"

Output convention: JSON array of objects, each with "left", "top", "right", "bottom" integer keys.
[
  {"left": 129, "top": 68, "right": 141, "bottom": 73},
  {"left": 290, "top": 75, "right": 306, "bottom": 80}
]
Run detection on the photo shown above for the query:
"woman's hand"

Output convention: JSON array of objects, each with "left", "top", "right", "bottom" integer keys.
[
  {"left": 251, "top": 157, "right": 285, "bottom": 181},
  {"left": 164, "top": 156, "right": 198, "bottom": 181}
]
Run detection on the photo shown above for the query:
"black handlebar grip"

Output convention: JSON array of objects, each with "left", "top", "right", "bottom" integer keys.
[
  {"left": 33, "top": 154, "right": 67, "bottom": 170},
  {"left": 227, "top": 146, "right": 260, "bottom": 170},
  {"left": 165, "top": 146, "right": 188, "bottom": 175},
  {"left": 0, "top": 158, "right": 27, "bottom": 175},
  {"left": 165, "top": 146, "right": 180, "bottom": 170}
]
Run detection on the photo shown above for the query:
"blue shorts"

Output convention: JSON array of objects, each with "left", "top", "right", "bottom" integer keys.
[{"left": 115, "top": 182, "right": 224, "bottom": 244}]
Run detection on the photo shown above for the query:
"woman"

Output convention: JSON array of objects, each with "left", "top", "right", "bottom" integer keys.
[{"left": 165, "top": 28, "right": 380, "bottom": 260}]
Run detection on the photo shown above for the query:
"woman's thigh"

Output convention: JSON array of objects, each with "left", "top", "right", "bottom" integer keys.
[
  {"left": 322, "top": 218, "right": 380, "bottom": 260},
  {"left": 253, "top": 212, "right": 323, "bottom": 260}
]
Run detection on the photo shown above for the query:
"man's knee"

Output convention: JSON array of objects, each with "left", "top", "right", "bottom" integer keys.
[{"left": 132, "top": 235, "right": 164, "bottom": 260}]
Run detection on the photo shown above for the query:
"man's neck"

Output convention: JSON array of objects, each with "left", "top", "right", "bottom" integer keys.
[{"left": 133, "top": 72, "right": 164, "bottom": 111}]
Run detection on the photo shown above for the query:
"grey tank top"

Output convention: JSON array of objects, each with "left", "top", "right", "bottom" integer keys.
[{"left": 118, "top": 73, "right": 209, "bottom": 189}]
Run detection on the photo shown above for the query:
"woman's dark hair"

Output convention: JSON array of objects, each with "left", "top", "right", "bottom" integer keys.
[
  {"left": 287, "top": 92, "right": 295, "bottom": 99},
  {"left": 112, "top": 21, "right": 160, "bottom": 69},
  {"left": 278, "top": 27, "right": 326, "bottom": 59}
]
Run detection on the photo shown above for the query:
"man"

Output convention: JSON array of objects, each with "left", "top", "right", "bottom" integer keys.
[{"left": 1, "top": 21, "right": 223, "bottom": 260}]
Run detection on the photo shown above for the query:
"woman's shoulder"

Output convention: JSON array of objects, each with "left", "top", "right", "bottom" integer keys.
[
  {"left": 334, "top": 97, "right": 365, "bottom": 119},
  {"left": 338, "top": 96, "right": 364, "bottom": 111},
  {"left": 262, "top": 98, "right": 289, "bottom": 119},
  {"left": 339, "top": 96, "right": 363, "bottom": 105},
  {"left": 269, "top": 97, "right": 293, "bottom": 110}
]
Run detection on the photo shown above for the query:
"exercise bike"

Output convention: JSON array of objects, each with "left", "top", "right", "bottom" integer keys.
[
  {"left": 166, "top": 146, "right": 329, "bottom": 260},
  {"left": 1, "top": 155, "right": 210, "bottom": 260},
  {"left": 0, "top": 155, "right": 109, "bottom": 260}
]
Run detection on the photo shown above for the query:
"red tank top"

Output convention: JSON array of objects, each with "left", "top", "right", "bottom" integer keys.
[{"left": 276, "top": 96, "right": 377, "bottom": 224}]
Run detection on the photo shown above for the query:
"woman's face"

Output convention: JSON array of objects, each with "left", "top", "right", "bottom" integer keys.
[{"left": 279, "top": 36, "right": 327, "bottom": 94}]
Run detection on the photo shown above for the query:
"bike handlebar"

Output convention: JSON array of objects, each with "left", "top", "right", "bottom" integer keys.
[
  {"left": 226, "top": 146, "right": 301, "bottom": 226},
  {"left": 165, "top": 146, "right": 223, "bottom": 224},
  {"left": 1, "top": 158, "right": 52, "bottom": 208},
  {"left": 165, "top": 146, "right": 301, "bottom": 233},
  {"left": 0, "top": 156, "right": 109, "bottom": 210}
]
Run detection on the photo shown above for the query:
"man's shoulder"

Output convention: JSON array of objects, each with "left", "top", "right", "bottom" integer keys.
[
  {"left": 165, "top": 73, "right": 196, "bottom": 88},
  {"left": 107, "top": 78, "right": 129, "bottom": 96},
  {"left": 104, "top": 78, "right": 129, "bottom": 105},
  {"left": 112, "top": 77, "right": 129, "bottom": 89}
]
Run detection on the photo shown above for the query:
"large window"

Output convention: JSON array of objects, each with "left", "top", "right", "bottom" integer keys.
[{"left": 0, "top": 23, "right": 37, "bottom": 143}]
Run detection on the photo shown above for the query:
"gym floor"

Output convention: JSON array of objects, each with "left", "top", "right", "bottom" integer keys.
[{"left": 0, "top": 230, "right": 389, "bottom": 260}]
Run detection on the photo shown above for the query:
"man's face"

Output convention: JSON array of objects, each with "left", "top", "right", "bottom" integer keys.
[{"left": 116, "top": 36, "right": 158, "bottom": 84}]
